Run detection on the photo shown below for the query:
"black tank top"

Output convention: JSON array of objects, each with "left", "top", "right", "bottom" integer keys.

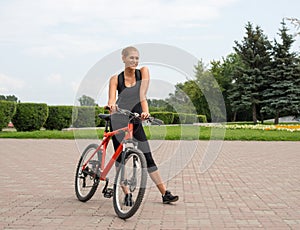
[{"left": 116, "top": 69, "right": 142, "bottom": 114}]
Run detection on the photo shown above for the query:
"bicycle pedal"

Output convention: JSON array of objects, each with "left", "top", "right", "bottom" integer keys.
[{"left": 103, "top": 188, "right": 113, "bottom": 198}]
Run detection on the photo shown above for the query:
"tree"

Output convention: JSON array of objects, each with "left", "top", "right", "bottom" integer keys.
[
  {"left": 262, "top": 20, "right": 300, "bottom": 124},
  {"left": 166, "top": 60, "right": 226, "bottom": 121},
  {"left": 286, "top": 17, "right": 300, "bottom": 37},
  {"left": 78, "top": 95, "right": 97, "bottom": 106},
  {"left": 166, "top": 81, "right": 199, "bottom": 114},
  {"left": 0, "top": 95, "right": 19, "bottom": 102},
  {"left": 148, "top": 99, "right": 171, "bottom": 112},
  {"left": 232, "top": 22, "right": 272, "bottom": 124},
  {"left": 210, "top": 53, "right": 243, "bottom": 121},
  {"left": 166, "top": 61, "right": 209, "bottom": 118}
]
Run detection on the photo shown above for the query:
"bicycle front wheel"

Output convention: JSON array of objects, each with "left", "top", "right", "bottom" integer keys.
[
  {"left": 75, "top": 144, "right": 102, "bottom": 202},
  {"left": 113, "top": 148, "right": 147, "bottom": 219}
]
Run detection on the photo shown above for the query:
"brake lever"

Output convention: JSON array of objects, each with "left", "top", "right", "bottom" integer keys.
[{"left": 147, "top": 117, "right": 164, "bottom": 125}]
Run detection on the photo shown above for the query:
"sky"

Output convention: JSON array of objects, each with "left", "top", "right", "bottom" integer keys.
[{"left": 0, "top": 0, "right": 299, "bottom": 105}]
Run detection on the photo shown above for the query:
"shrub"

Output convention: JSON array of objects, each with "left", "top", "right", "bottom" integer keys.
[
  {"left": 0, "top": 101, "right": 16, "bottom": 130},
  {"left": 172, "top": 113, "right": 180, "bottom": 124},
  {"left": 172, "top": 113, "right": 201, "bottom": 124},
  {"left": 151, "top": 112, "right": 174, "bottom": 124},
  {"left": 95, "top": 106, "right": 106, "bottom": 127},
  {"left": 183, "top": 113, "right": 198, "bottom": 124},
  {"left": 12, "top": 103, "right": 48, "bottom": 131},
  {"left": 197, "top": 115, "right": 207, "bottom": 123},
  {"left": 72, "top": 106, "right": 105, "bottom": 128},
  {"left": 44, "top": 106, "right": 73, "bottom": 130}
]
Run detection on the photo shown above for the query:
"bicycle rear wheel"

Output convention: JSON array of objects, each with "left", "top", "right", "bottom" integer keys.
[
  {"left": 75, "top": 144, "right": 102, "bottom": 202},
  {"left": 113, "top": 148, "right": 147, "bottom": 219}
]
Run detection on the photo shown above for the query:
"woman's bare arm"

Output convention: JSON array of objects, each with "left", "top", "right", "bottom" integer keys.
[
  {"left": 107, "top": 75, "right": 118, "bottom": 112},
  {"left": 140, "top": 66, "right": 150, "bottom": 118}
]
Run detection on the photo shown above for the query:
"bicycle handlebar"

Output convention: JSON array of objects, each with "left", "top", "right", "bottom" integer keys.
[{"left": 103, "top": 106, "right": 164, "bottom": 125}]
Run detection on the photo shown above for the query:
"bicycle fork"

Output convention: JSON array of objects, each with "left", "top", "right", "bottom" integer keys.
[
  {"left": 119, "top": 149, "right": 138, "bottom": 193},
  {"left": 101, "top": 150, "right": 129, "bottom": 199}
]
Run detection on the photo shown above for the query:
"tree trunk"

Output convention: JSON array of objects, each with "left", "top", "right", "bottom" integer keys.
[
  {"left": 252, "top": 103, "right": 257, "bottom": 124},
  {"left": 232, "top": 111, "right": 237, "bottom": 122},
  {"left": 274, "top": 112, "right": 279, "bottom": 124},
  {"left": 260, "top": 113, "right": 264, "bottom": 124}
]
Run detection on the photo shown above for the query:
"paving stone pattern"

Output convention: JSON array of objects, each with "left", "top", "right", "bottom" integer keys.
[{"left": 0, "top": 139, "right": 299, "bottom": 229}]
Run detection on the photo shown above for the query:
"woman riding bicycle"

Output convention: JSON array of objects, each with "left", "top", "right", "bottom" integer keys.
[{"left": 107, "top": 46, "right": 179, "bottom": 204}]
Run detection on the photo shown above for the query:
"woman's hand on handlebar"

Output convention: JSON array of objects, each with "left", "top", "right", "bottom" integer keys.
[
  {"left": 105, "top": 104, "right": 117, "bottom": 113},
  {"left": 105, "top": 106, "right": 151, "bottom": 120},
  {"left": 141, "top": 111, "right": 150, "bottom": 120}
]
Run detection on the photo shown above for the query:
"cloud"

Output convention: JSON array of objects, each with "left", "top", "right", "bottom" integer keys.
[
  {"left": 47, "top": 73, "right": 63, "bottom": 84},
  {"left": 71, "top": 81, "right": 80, "bottom": 93},
  {"left": 0, "top": 0, "right": 238, "bottom": 58},
  {"left": 0, "top": 73, "right": 25, "bottom": 94},
  {"left": 24, "top": 46, "right": 66, "bottom": 59},
  {"left": 23, "top": 34, "right": 119, "bottom": 59},
  {"left": 174, "top": 34, "right": 225, "bottom": 41},
  {"left": 148, "top": 79, "right": 175, "bottom": 99}
]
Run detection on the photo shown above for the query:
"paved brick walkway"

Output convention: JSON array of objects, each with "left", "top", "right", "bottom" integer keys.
[{"left": 0, "top": 139, "right": 299, "bottom": 229}]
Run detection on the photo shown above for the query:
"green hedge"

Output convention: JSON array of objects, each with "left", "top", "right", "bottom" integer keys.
[
  {"left": 6, "top": 102, "right": 207, "bottom": 131},
  {"left": 151, "top": 112, "right": 206, "bottom": 124},
  {"left": 197, "top": 115, "right": 207, "bottom": 123},
  {"left": 0, "top": 101, "right": 16, "bottom": 131},
  {"left": 44, "top": 106, "right": 74, "bottom": 130},
  {"left": 96, "top": 107, "right": 108, "bottom": 127},
  {"left": 151, "top": 112, "right": 174, "bottom": 124},
  {"left": 172, "top": 113, "right": 181, "bottom": 124},
  {"left": 12, "top": 103, "right": 48, "bottom": 131},
  {"left": 184, "top": 113, "right": 198, "bottom": 124},
  {"left": 72, "top": 106, "right": 105, "bottom": 128},
  {"left": 172, "top": 113, "right": 197, "bottom": 124}
]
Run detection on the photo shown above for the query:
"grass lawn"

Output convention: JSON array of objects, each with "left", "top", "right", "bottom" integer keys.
[{"left": 0, "top": 125, "right": 299, "bottom": 141}]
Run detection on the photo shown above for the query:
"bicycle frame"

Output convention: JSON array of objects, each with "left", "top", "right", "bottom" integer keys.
[
  {"left": 75, "top": 107, "right": 162, "bottom": 219},
  {"left": 82, "top": 122, "right": 134, "bottom": 181}
]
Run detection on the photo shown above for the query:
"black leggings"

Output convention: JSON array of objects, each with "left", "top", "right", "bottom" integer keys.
[{"left": 111, "top": 121, "right": 158, "bottom": 173}]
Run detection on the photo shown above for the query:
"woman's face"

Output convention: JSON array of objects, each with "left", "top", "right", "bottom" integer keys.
[{"left": 123, "top": 50, "right": 139, "bottom": 69}]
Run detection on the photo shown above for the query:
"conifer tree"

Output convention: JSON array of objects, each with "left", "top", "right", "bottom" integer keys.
[
  {"left": 232, "top": 22, "right": 272, "bottom": 124},
  {"left": 262, "top": 20, "right": 300, "bottom": 123}
]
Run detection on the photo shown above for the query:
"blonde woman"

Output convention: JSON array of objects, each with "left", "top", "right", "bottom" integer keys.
[{"left": 107, "top": 46, "right": 179, "bottom": 205}]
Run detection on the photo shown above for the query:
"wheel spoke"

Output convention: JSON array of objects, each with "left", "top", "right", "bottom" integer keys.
[
  {"left": 113, "top": 149, "right": 147, "bottom": 219},
  {"left": 75, "top": 144, "right": 102, "bottom": 202}
]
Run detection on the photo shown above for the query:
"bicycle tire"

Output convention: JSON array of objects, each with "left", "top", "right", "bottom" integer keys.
[
  {"left": 113, "top": 148, "right": 147, "bottom": 219},
  {"left": 75, "top": 144, "right": 101, "bottom": 202}
]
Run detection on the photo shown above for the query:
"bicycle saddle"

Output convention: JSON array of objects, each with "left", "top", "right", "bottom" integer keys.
[{"left": 98, "top": 114, "right": 111, "bottom": 121}]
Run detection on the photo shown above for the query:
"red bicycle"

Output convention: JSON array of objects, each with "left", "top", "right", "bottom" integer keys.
[{"left": 74, "top": 107, "right": 162, "bottom": 219}]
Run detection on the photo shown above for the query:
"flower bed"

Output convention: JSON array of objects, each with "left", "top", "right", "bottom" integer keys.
[
  {"left": 227, "top": 124, "right": 300, "bottom": 132},
  {"left": 200, "top": 124, "right": 300, "bottom": 132}
]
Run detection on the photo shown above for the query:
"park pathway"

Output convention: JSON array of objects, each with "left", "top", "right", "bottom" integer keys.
[{"left": 0, "top": 139, "right": 299, "bottom": 229}]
